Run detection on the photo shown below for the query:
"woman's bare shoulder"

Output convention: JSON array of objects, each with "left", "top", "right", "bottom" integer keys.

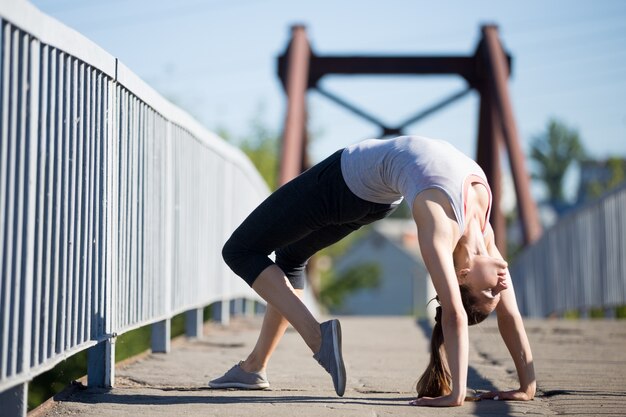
[
  {"left": 412, "top": 188, "right": 457, "bottom": 224},
  {"left": 412, "top": 189, "right": 460, "bottom": 246}
]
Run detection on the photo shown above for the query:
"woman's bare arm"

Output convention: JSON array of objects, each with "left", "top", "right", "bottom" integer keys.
[
  {"left": 485, "top": 225, "right": 536, "bottom": 400},
  {"left": 411, "top": 190, "right": 468, "bottom": 406}
]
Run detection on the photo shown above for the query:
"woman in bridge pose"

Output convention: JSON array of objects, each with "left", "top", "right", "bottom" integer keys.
[{"left": 210, "top": 135, "right": 536, "bottom": 406}]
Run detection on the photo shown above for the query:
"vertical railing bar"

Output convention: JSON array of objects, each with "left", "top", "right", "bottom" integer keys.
[
  {"left": 154, "top": 113, "right": 161, "bottom": 318},
  {"left": 0, "top": 21, "right": 3, "bottom": 380},
  {"left": 47, "top": 48, "right": 60, "bottom": 359},
  {"left": 12, "top": 28, "right": 29, "bottom": 378},
  {"left": 165, "top": 121, "right": 173, "bottom": 322},
  {"left": 76, "top": 61, "right": 88, "bottom": 344},
  {"left": 0, "top": 22, "right": 13, "bottom": 381},
  {"left": 64, "top": 55, "right": 76, "bottom": 351},
  {"left": 125, "top": 89, "right": 132, "bottom": 329},
  {"left": 123, "top": 91, "right": 131, "bottom": 328},
  {"left": 119, "top": 86, "right": 128, "bottom": 331},
  {"left": 69, "top": 57, "right": 81, "bottom": 349},
  {"left": 56, "top": 50, "right": 70, "bottom": 355},
  {"left": 126, "top": 94, "right": 134, "bottom": 326},
  {"left": 177, "top": 134, "right": 183, "bottom": 310},
  {"left": 153, "top": 113, "right": 161, "bottom": 319},
  {"left": 154, "top": 112, "right": 160, "bottom": 319},
  {"left": 134, "top": 99, "right": 142, "bottom": 323},
  {"left": 106, "top": 80, "right": 115, "bottom": 339},
  {"left": 156, "top": 114, "right": 163, "bottom": 318},
  {"left": 33, "top": 43, "right": 49, "bottom": 368},
  {"left": 7, "top": 27, "right": 23, "bottom": 378},
  {"left": 154, "top": 115, "right": 159, "bottom": 318},
  {"left": 115, "top": 86, "right": 122, "bottom": 330},
  {"left": 138, "top": 103, "right": 146, "bottom": 322},
  {"left": 72, "top": 58, "right": 82, "bottom": 344},
  {"left": 148, "top": 113, "right": 154, "bottom": 319},
  {"left": 21, "top": 33, "right": 39, "bottom": 379},
  {"left": 129, "top": 96, "right": 137, "bottom": 326},
  {"left": 132, "top": 98, "right": 139, "bottom": 324},
  {"left": 84, "top": 67, "right": 95, "bottom": 342},
  {"left": 140, "top": 106, "right": 146, "bottom": 321},
  {"left": 116, "top": 87, "right": 124, "bottom": 330},
  {"left": 126, "top": 91, "right": 131, "bottom": 328},
  {"left": 91, "top": 70, "right": 102, "bottom": 339},
  {"left": 144, "top": 108, "right": 151, "bottom": 321}
]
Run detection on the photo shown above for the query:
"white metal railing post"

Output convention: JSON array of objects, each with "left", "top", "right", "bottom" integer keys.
[
  {"left": 212, "top": 301, "right": 230, "bottom": 325},
  {"left": 151, "top": 319, "right": 171, "bottom": 353},
  {"left": 87, "top": 70, "right": 117, "bottom": 388},
  {"left": 0, "top": 383, "right": 27, "bottom": 417},
  {"left": 86, "top": 334, "right": 116, "bottom": 388},
  {"left": 151, "top": 119, "right": 174, "bottom": 354},
  {"left": 214, "top": 160, "right": 233, "bottom": 325},
  {"left": 244, "top": 299, "right": 256, "bottom": 317},
  {"left": 185, "top": 308, "right": 204, "bottom": 339}
]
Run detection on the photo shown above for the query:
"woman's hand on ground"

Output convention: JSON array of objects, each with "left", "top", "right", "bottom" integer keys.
[
  {"left": 409, "top": 394, "right": 464, "bottom": 407},
  {"left": 479, "top": 389, "right": 533, "bottom": 401}
]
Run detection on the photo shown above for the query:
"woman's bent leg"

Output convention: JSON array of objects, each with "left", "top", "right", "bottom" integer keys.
[
  {"left": 252, "top": 265, "right": 322, "bottom": 353},
  {"left": 240, "top": 289, "right": 303, "bottom": 373}
]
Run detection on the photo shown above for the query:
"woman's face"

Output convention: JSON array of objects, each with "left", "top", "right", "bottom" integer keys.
[{"left": 463, "top": 255, "right": 509, "bottom": 309}]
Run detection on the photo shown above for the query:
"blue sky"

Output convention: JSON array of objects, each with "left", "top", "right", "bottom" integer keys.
[{"left": 29, "top": 0, "right": 626, "bottom": 192}]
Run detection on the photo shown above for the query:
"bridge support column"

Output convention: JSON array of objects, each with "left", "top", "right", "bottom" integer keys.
[
  {"left": 476, "top": 80, "right": 507, "bottom": 256},
  {"left": 185, "top": 308, "right": 204, "bottom": 339},
  {"left": 151, "top": 319, "right": 171, "bottom": 353},
  {"left": 481, "top": 25, "right": 542, "bottom": 245},
  {"left": 279, "top": 25, "right": 311, "bottom": 186},
  {"left": 88, "top": 336, "right": 116, "bottom": 387}
]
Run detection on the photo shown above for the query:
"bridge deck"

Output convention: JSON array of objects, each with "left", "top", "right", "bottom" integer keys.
[{"left": 33, "top": 316, "right": 626, "bottom": 416}]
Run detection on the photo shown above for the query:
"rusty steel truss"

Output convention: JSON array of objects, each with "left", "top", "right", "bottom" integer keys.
[{"left": 276, "top": 24, "right": 542, "bottom": 252}]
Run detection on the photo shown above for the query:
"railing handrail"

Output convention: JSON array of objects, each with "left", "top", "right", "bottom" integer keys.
[
  {"left": 0, "top": 0, "right": 270, "bottom": 411},
  {"left": 511, "top": 183, "right": 626, "bottom": 317}
]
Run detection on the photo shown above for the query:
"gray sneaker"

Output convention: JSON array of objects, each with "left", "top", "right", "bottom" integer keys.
[
  {"left": 313, "top": 319, "right": 346, "bottom": 397},
  {"left": 208, "top": 361, "right": 270, "bottom": 389}
]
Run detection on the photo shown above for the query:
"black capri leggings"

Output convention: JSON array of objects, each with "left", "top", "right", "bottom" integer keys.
[{"left": 222, "top": 149, "right": 397, "bottom": 289}]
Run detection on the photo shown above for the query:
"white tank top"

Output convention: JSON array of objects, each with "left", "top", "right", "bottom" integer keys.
[{"left": 340, "top": 136, "right": 492, "bottom": 234}]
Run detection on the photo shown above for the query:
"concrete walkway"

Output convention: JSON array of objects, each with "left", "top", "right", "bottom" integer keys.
[{"left": 33, "top": 316, "right": 626, "bottom": 417}]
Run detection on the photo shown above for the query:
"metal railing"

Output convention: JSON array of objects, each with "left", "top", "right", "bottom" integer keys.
[
  {"left": 511, "top": 184, "right": 626, "bottom": 317},
  {"left": 0, "top": 1, "right": 269, "bottom": 414}
]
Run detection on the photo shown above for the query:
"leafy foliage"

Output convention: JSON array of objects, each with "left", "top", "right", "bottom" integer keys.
[
  {"left": 319, "top": 263, "right": 381, "bottom": 309},
  {"left": 582, "top": 156, "right": 626, "bottom": 200},
  {"left": 530, "top": 118, "right": 586, "bottom": 211}
]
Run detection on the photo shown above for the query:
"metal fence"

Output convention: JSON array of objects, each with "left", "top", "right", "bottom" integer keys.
[
  {"left": 0, "top": 1, "right": 269, "bottom": 414},
  {"left": 511, "top": 184, "right": 626, "bottom": 317}
]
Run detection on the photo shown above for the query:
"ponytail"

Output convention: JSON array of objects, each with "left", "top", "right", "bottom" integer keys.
[
  {"left": 416, "top": 285, "right": 489, "bottom": 398},
  {"left": 415, "top": 305, "right": 451, "bottom": 397}
]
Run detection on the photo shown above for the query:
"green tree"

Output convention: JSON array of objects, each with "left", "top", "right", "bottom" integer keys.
[
  {"left": 530, "top": 118, "right": 586, "bottom": 211},
  {"left": 319, "top": 263, "right": 381, "bottom": 310}
]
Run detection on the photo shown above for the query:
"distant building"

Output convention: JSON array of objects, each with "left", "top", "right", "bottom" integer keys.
[{"left": 331, "top": 219, "right": 435, "bottom": 317}]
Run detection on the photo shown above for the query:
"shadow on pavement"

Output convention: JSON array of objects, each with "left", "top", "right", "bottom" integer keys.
[
  {"left": 65, "top": 390, "right": 413, "bottom": 407},
  {"left": 64, "top": 387, "right": 513, "bottom": 415}
]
